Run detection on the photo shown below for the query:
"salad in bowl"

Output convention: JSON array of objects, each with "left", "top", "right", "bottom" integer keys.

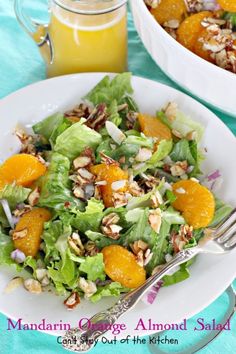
[
  {"left": 145, "top": 0, "right": 236, "bottom": 74},
  {"left": 0, "top": 73, "right": 232, "bottom": 309}
]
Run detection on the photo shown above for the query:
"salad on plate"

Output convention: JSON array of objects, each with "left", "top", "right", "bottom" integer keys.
[{"left": 0, "top": 73, "right": 232, "bottom": 308}]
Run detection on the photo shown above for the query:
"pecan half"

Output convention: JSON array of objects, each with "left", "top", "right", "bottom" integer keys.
[
  {"left": 85, "top": 103, "right": 108, "bottom": 131},
  {"left": 64, "top": 292, "right": 80, "bottom": 310}
]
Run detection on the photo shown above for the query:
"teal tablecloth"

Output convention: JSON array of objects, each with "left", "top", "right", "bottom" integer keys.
[{"left": 0, "top": 1, "right": 236, "bottom": 353}]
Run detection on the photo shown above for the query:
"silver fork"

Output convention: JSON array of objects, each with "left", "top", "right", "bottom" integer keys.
[{"left": 62, "top": 208, "right": 236, "bottom": 353}]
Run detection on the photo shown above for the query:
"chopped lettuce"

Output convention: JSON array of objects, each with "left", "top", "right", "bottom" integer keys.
[
  {"left": 33, "top": 113, "right": 65, "bottom": 141},
  {"left": 84, "top": 73, "right": 133, "bottom": 106},
  {"left": 149, "top": 140, "right": 173, "bottom": 165},
  {"left": 162, "top": 263, "right": 190, "bottom": 286},
  {"left": 86, "top": 230, "right": 116, "bottom": 249},
  {"left": 170, "top": 139, "right": 195, "bottom": 165},
  {"left": 90, "top": 282, "right": 129, "bottom": 303},
  {"left": 125, "top": 135, "right": 154, "bottom": 149},
  {"left": 79, "top": 253, "right": 105, "bottom": 281},
  {"left": 170, "top": 110, "right": 204, "bottom": 143},
  {"left": 210, "top": 198, "right": 233, "bottom": 227},
  {"left": 49, "top": 118, "right": 72, "bottom": 147},
  {"left": 170, "top": 139, "right": 202, "bottom": 176},
  {"left": 0, "top": 184, "right": 31, "bottom": 227},
  {"left": 146, "top": 220, "right": 171, "bottom": 274},
  {"left": 107, "top": 100, "right": 122, "bottom": 127},
  {"left": 0, "top": 184, "right": 31, "bottom": 209},
  {"left": 162, "top": 207, "right": 185, "bottom": 225},
  {"left": 71, "top": 198, "right": 105, "bottom": 233},
  {"left": 38, "top": 153, "right": 83, "bottom": 210},
  {"left": 49, "top": 224, "right": 77, "bottom": 286},
  {"left": 0, "top": 233, "right": 14, "bottom": 265},
  {"left": 121, "top": 208, "right": 158, "bottom": 249},
  {"left": 42, "top": 220, "right": 67, "bottom": 262},
  {"left": 96, "top": 140, "right": 139, "bottom": 167},
  {"left": 133, "top": 139, "right": 173, "bottom": 175},
  {"left": 54, "top": 120, "right": 102, "bottom": 161}
]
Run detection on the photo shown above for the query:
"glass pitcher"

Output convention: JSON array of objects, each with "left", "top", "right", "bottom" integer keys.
[{"left": 14, "top": 0, "right": 128, "bottom": 77}]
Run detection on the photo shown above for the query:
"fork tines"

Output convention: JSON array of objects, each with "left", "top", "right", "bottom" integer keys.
[{"left": 214, "top": 208, "right": 236, "bottom": 250}]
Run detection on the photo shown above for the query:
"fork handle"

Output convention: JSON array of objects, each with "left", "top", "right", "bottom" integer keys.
[{"left": 63, "top": 247, "right": 200, "bottom": 353}]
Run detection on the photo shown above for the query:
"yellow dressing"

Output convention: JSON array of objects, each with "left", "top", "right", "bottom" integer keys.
[{"left": 46, "top": 6, "right": 127, "bottom": 77}]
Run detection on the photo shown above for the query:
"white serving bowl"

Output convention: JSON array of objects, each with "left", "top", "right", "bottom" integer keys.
[{"left": 130, "top": 0, "right": 236, "bottom": 117}]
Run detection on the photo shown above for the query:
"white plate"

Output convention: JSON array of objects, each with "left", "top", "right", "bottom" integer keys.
[
  {"left": 131, "top": 0, "right": 236, "bottom": 117},
  {"left": 0, "top": 73, "right": 236, "bottom": 339}
]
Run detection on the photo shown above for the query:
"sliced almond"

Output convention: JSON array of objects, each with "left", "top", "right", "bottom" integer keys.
[
  {"left": 24, "top": 279, "right": 42, "bottom": 294},
  {"left": 73, "top": 156, "right": 91, "bottom": 170},
  {"left": 12, "top": 228, "right": 28, "bottom": 241},
  {"left": 4, "top": 277, "right": 23, "bottom": 294}
]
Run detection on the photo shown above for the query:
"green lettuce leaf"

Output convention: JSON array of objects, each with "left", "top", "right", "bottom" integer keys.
[
  {"left": 86, "top": 230, "right": 116, "bottom": 249},
  {"left": 49, "top": 118, "right": 72, "bottom": 147},
  {"left": 170, "top": 110, "right": 204, "bottom": 143},
  {"left": 125, "top": 135, "right": 154, "bottom": 149},
  {"left": 71, "top": 198, "right": 105, "bottom": 233},
  {"left": 0, "top": 184, "right": 31, "bottom": 227},
  {"left": 96, "top": 139, "right": 139, "bottom": 167},
  {"left": 149, "top": 140, "right": 173, "bottom": 164},
  {"left": 52, "top": 225, "right": 76, "bottom": 285},
  {"left": 84, "top": 73, "right": 133, "bottom": 106},
  {"left": 133, "top": 139, "right": 173, "bottom": 175},
  {"left": 170, "top": 139, "right": 195, "bottom": 165},
  {"left": 0, "top": 233, "right": 14, "bottom": 265},
  {"left": 24, "top": 256, "right": 37, "bottom": 276},
  {"left": 0, "top": 184, "right": 31, "bottom": 209},
  {"left": 90, "top": 282, "right": 129, "bottom": 303},
  {"left": 33, "top": 113, "right": 65, "bottom": 141},
  {"left": 38, "top": 153, "right": 83, "bottom": 210},
  {"left": 162, "top": 207, "right": 185, "bottom": 225},
  {"left": 107, "top": 100, "right": 122, "bottom": 127},
  {"left": 121, "top": 208, "right": 158, "bottom": 249},
  {"left": 42, "top": 220, "right": 66, "bottom": 262},
  {"left": 54, "top": 120, "right": 102, "bottom": 161},
  {"left": 79, "top": 253, "right": 105, "bottom": 281},
  {"left": 162, "top": 263, "right": 190, "bottom": 286},
  {"left": 210, "top": 198, "right": 233, "bottom": 227},
  {"left": 146, "top": 220, "right": 171, "bottom": 274}
]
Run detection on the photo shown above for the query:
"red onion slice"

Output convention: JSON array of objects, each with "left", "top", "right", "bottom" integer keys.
[{"left": 0, "top": 199, "right": 14, "bottom": 229}]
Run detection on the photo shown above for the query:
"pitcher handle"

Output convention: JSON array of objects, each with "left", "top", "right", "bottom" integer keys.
[{"left": 14, "top": 0, "right": 53, "bottom": 64}]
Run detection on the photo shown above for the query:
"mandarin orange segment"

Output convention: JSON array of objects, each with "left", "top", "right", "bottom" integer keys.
[
  {"left": 217, "top": 0, "right": 236, "bottom": 11},
  {"left": 0, "top": 154, "right": 47, "bottom": 189},
  {"left": 172, "top": 180, "right": 215, "bottom": 229},
  {"left": 151, "top": 0, "right": 187, "bottom": 25},
  {"left": 177, "top": 11, "right": 212, "bottom": 51},
  {"left": 13, "top": 208, "right": 52, "bottom": 257},
  {"left": 90, "top": 163, "right": 128, "bottom": 207},
  {"left": 138, "top": 113, "right": 172, "bottom": 142},
  {"left": 193, "top": 29, "right": 215, "bottom": 63},
  {"left": 102, "top": 245, "right": 146, "bottom": 288}
]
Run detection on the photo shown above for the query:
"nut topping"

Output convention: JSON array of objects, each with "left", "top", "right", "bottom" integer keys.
[
  {"left": 78, "top": 277, "right": 97, "bottom": 298},
  {"left": 24, "top": 279, "right": 42, "bottom": 294},
  {"left": 163, "top": 102, "right": 178, "bottom": 122},
  {"left": 12, "top": 228, "right": 28, "bottom": 241},
  {"left": 64, "top": 292, "right": 80, "bottom": 309},
  {"left": 170, "top": 161, "right": 188, "bottom": 177},
  {"left": 101, "top": 213, "right": 122, "bottom": 239},
  {"left": 149, "top": 208, "right": 162, "bottom": 234},
  {"left": 68, "top": 232, "right": 85, "bottom": 256},
  {"left": 84, "top": 241, "right": 99, "bottom": 256},
  {"left": 28, "top": 187, "right": 40, "bottom": 207},
  {"left": 73, "top": 156, "right": 92, "bottom": 170},
  {"left": 130, "top": 240, "right": 153, "bottom": 267}
]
